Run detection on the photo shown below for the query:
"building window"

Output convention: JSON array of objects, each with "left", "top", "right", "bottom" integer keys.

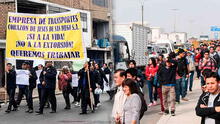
[
  {"left": 92, "top": 0, "right": 108, "bottom": 8},
  {"left": 80, "top": 12, "right": 88, "bottom": 32}
]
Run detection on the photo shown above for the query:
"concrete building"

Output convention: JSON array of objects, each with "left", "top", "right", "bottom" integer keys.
[
  {"left": 168, "top": 32, "right": 187, "bottom": 44},
  {"left": 150, "top": 27, "right": 162, "bottom": 43},
  {"left": 0, "top": 0, "right": 112, "bottom": 85}
]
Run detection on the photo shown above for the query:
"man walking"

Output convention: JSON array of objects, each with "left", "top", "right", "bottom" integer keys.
[
  {"left": 3, "top": 63, "right": 17, "bottom": 113},
  {"left": 175, "top": 49, "right": 189, "bottom": 103},
  {"left": 26, "top": 62, "right": 37, "bottom": 113},
  {"left": 36, "top": 61, "right": 57, "bottom": 115},
  {"left": 158, "top": 58, "right": 177, "bottom": 116}
]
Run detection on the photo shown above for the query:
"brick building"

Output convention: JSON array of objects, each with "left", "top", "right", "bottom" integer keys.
[{"left": 0, "top": 0, "right": 112, "bottom": 86}]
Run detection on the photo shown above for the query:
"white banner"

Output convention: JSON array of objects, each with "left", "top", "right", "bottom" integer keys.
[
  {"left": 16, "top": 70, "right": 30, "bottom": 85},
  {"left": 71, "top": 74, "right": 79, "bottom": 87}
]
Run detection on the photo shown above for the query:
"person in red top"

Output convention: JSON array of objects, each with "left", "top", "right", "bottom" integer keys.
[
  {"left": 145, "top": 57, "right": 158, "bottom": 106},
  {"left": 58, "top": 66, "right": 72, "bottom": 110},
  {"left": 195, "top": 48, "right": 202, "bottom": 79}
]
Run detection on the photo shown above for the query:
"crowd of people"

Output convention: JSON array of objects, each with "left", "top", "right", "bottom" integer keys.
[{"left": 1, "top": 41, "right": 220, "bottom": 124}]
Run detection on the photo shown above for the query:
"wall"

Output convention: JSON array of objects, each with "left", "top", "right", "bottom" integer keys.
[{"left": 0, "top": 2, "right": 15, "bottom": 39}]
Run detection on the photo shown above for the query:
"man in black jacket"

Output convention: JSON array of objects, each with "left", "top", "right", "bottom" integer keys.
[
  {"left": 3, "top": 63, "right": 17, "bottom": 113},
  {"left": 195, "top": 72, "right": 220, "bottom": 124},
  {"left": 26, "top": 62, "right": 37, "bottom": 113},
  {"left": 78, "top": 62, "right": 96, "bottom": 114},
  {"left": 158, "top": 58, "right": 177, "bottom": 116},
  {"left": 36, "top": 61, "right": 57, "bottom": 115}
]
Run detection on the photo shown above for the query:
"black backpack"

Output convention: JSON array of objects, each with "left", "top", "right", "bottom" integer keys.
[
  {"left": 138, "top": 92, "right": 148, "bottom": 120},
  {"left": 177, "top": 58, "right": 187, "bottom": 77}
]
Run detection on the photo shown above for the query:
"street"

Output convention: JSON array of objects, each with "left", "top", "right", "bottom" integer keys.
[{"left": 0, "top": 84, "right": 162, "bottom": 124}]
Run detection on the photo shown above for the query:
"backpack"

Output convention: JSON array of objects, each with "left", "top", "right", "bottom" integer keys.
[
  {"left": 138, "top": 92, "right": 148, "bottom": 120},
  {"left": 177, "top": 58, "right": 187, "bottom": 77}
]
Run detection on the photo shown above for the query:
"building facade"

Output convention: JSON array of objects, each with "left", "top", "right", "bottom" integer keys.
[{"left": 0, "top": 0, "right": 112, "bottom": 86}]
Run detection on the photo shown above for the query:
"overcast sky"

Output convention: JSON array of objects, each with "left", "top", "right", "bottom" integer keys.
[{"left": 113, "top": 0, "right": 220, "bottom": 39}]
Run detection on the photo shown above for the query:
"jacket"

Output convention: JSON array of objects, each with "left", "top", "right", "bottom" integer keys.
[
  {"left": 195, "top": 53, "right": 202, "bottom": 65},
  {"left": 158, "top": 60, "right": 177, "bottom": 85},
  {"left": 96, "top": 69, "right": 108, "bottom": 86},
  {"left": 195, "top": 92, "right": 220, "bottom": 124},
  {"left": 78, "top": 68, "right": 96, "bottom": 91},
  {"left": 145, "top": 65, "right": 158, "bottom": 80},
  {"left": 2, "top": 70, "right": 16, "bottom": 89},
  {"left": 29, "top": 68, "right": 37, "bottom": 89},
  {"left": 58, "top": 72, "right": 72, "bottom": 90},
  {"left": 39, "top": 66, "right": 57, "bottom": 89}
]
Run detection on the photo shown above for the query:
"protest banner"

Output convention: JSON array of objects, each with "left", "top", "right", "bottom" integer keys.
[
  {"left": 16, "top": 70, "right": 30, "bottom": 85},
  {"left": 71, "top": 74, "right": 79, "bottom": 87},
  {"left": 6, "top": 12, "right": 86, "bottom": 61}
]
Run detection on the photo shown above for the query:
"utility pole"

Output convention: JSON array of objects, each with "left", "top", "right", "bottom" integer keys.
[
  {"left": 142, "top": 4, "right": 144, "bottom": 26},
  {"left": 172, "top": 9, "right": 179, "bottom": 33}
]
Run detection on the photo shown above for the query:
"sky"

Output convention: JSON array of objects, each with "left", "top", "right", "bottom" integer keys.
[{"left": 113, "top": 0, "right": 220, "bottom": 39}]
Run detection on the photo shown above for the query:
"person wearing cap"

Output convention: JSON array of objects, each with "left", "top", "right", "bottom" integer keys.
[
  {"left": 36, "top": 61, "right": 57, "bottom": 115},
  {"left": 158, "top": 58, "right": 177, "bottom": 116},
  {"left": 16, "top": 62, "right": 30, "bottom": 107},
  {"left": 175, "top": 48, "right": 190, "bottom": 103},
  {"left": 58, "top": 66, "right": 72, "bottom": 110}
]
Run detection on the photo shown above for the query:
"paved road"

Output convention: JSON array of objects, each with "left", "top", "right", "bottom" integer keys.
[{"left": 0, "top": 84, "right": 162, "bottom": 124}]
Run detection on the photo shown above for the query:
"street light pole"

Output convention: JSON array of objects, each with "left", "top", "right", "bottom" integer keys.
[
  {"left": 172, "top": 9, "right": 179, "bottom": 33},
  {"left": 142, "top": 4, "right": 144, "bottom": 26}
]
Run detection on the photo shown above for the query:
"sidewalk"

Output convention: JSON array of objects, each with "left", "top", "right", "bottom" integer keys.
[{"left": 157, "top": 79, "right": 202, "bottom": 124}]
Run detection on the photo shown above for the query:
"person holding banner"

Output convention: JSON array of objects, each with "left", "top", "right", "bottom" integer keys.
[
  {"left": 26, "top": 61, "right": 37, "bottom": 113},
  {"left": 78, "top": 62, "right": 96, "bottom": 114},
  {"left": 16, "top": 62, "right": 30, "bottom": 107},
  {"left": 36, "top": 61, "right": 57, "bottom": 115},
  {"left": 58, "top": 66, "right": 72, "bottom": 110},
  {"left": 3, "top": 63, "right": 17, "bottom": 113}
]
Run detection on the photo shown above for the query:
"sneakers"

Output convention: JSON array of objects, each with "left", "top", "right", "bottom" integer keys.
[
  {"left": 97, "top": 103, "right": 101, "bottom": 107},
  {"left": 153, "top": 101, "right": 157, "bottom": 106},
  {"left": 74, "top": 102, "right": 80, "bottom": 107},
  {"left": 182, "top": 97, "right": 189, "bottom": 101},
  {"left": 171, "top": 111, "right": 175, "bottom": 116},
  {"left": 164, "top": 110, "right": 169, "bottom": 115},
  {"left": 148, "top": 103, "right": 153, "bottom": 107}
]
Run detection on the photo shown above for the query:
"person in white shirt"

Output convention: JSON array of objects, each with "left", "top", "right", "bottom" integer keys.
[
  {"left": 112, "top": 69, "right": 127, "bottom": 123},
  {"left": 195, "top": 72, "right": 220, "bottom": 124}
]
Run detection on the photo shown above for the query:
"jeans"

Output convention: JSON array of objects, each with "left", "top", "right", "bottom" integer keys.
[
  {"left": 162, "top": 86, "right": 176, "bottom": 111},
  {"left": 28, "top": 88, "right": 34, "bottom": 110},
  {"left": 16, "top": 86, "right": 29, "bottom": 106},
  {"left": 62, "top": 86, "right": 71, "bottom": 108},
  {"left": 186, "top": 71, "right": 194, "bottom": 91},
  {"left": 200, "top": 76, "right": 205, "bottom": 86},
  {"left": 195, "top": 66, "right": 201, "bottom": 79},
  {"left": 175, "top": 76, "right": 187, "bottom": 102},
  {"left": 7, "top": 88, "right": 17, "bottom": 110},
  {"left": 39, "top": 88, "right": 57, "bottom": 113},
  {"left": 147, "top": 80, "right": 157, "bottom": 103}
]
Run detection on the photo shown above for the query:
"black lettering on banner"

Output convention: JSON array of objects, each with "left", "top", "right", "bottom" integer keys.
[
  {"left": 16, "top": 41, "right": 25, "bottom": 47},
  {"left": 39, "top": 18, "right": 46, "bottom": 24},
  {"left": 28, "top": 41, "right": 32, "bottom": 47},
  {"left": 27, "top": 34, "right": 35, "bottom": 40}
]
